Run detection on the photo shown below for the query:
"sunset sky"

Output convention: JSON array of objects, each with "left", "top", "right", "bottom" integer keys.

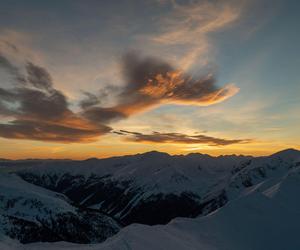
[{"left": 0, "top": 0, "right": 299, "bottom": 159}]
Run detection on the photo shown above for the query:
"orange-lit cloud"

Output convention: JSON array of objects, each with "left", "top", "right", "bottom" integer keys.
[{"left": 82, "top": 52, "right": 239, "bottom": 122}]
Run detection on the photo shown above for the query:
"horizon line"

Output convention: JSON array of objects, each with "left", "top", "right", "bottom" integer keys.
[{"left": 1, "top": 148, "right": 299, "bottom": 162}]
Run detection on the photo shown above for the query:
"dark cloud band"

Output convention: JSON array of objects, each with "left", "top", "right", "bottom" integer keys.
[
  {"left": 0, "top": 51, "right": 111, "bottom": 143},
  {"left": 0, "top": 120, "right": 110, "bottom": 142},
  {"left": 116, "top": 130, "right": 250, "bottom": 146}
]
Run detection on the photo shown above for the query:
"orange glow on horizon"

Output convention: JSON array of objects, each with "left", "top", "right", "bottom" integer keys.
[{"left": 1, "top": 136, "right": 299, "bottom": 160}]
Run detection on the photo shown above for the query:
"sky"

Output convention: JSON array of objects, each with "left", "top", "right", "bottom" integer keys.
[{"left": 0, "top": 0, "right": 299, "bottom": 159}]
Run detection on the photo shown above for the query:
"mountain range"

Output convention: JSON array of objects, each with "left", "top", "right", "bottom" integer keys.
[{"left": 0, "top": 148, "right": 300, "bottom": 249}]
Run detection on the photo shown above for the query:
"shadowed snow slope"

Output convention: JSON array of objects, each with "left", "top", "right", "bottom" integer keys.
[
  {"left": 87, "top": 166, "right": 300, "bottom": 250},
  {"left": 0, "top": 174, "right": 120, "bottom": 244}
]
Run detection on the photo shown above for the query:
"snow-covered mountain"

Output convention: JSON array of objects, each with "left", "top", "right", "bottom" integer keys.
[
  {"left": 1, "top": 151, "right": 300, "bottom": 250},
  {"left": 94, "top": 165, "right": 300, "bottom": 250},
  {"left": 0, "top": 173, "right": 120, "bottom": 244},
  {"left": 1, "top": 152, "right": 250, "bottom": 225},
  {"left": 0, "top": 148, "right": 299, "bottom": 248}
]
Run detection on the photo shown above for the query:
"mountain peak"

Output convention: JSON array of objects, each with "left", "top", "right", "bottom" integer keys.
[
  {"left": 271, "top": 148, "right": 300, "bottom": 160},
  {"left": 139, "top": 151, "right": 170, "bottom": 158}
]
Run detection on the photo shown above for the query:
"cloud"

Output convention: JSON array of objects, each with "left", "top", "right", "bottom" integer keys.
[
  {"left": 149, "top": 0, "right": 243, "bottom": 70},
  {"left": 26, "top": 62, "right": 53, "bottom": 90},
  {"left": 153, "top": 1, "right": 241, "bottom": 45},
  {"left": 0, "top": 119, "right": 110, "bottom": 143},
  {"left": 0, "top": 51, "right": 111, "bottom": 143},
  {"left": 116, "top": 130, "right": 250, "bottom": 146},
  {"left": 83, "top": 106, "right": 127, "bottom": 124},
  {"left": 121, "top": 52, "right": 238, "bottom": 106},
  {"left": 82, "top": 52, "right": 239, "bottom": 123},
  {"left": 79, "top": 92, "right": 101, "bottom": 109},
  {"left": 0, "top": 87, "right": 69, "bottom": 120},
  {"left": 0, "top": 54, "right": 26, "bottom": 83}
]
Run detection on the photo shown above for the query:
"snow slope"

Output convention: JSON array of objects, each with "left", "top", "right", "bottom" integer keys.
[
  {"left": 0, "top": 173, "right": 120, "bottom": 244},
  {"left": 95, "top": 166, "right": 300, "bottom": 250},
  {"left": 0, "top": 173, "right": 75, "bottom": 221}
]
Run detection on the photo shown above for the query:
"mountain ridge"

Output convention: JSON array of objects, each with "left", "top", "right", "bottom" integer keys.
[{"left": 2, "top": 148, "right": 299, "bottom": 162}]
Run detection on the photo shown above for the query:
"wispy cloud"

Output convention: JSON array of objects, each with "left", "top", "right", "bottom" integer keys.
[
  {"left": 148, "top": 0, "right": 244, "bottom": 70},
  {"left": 115, "top": 130, "right": 250, "bottom": 146}
]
